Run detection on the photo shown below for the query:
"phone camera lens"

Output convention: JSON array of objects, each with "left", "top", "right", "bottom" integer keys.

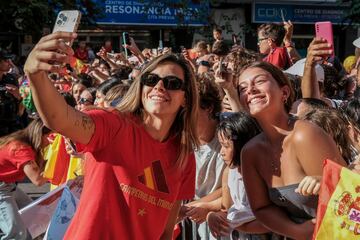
[
  {"left": 63, "top": 16, "right": 68, "bottom": 22},
  {"left": 57, "top": 20, "right": 62, "bottom": 25},
  {"left": 59, "top": 13, "right": 64, "bottom": 19}
]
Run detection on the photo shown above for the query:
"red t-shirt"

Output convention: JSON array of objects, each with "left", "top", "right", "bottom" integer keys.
[
  {"left": 74, "top": 48, "right": 88, "bottom": 62},
  {"left": 263, "top": 46, "right": 291, "bottom": 70},
  {"left": 64, "top": 109, "right": 195, "bottom": 240},
  {"left": 0, "top": 142, "right": 35, "bottom": 183}
]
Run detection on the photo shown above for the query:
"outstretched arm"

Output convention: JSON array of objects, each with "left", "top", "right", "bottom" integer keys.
[
  {"left": 24, "top": 32, "right": 94, "bottom": 144},
  {"left": 302, "top": 38, "right": 332, "bottom": 99}
]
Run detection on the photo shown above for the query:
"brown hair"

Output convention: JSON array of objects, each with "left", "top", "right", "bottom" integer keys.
[
  {"left": 116, "top": 54, "right": 199, "bottom": 168},
  {"left": 226, "top": 47, "right": 261, "bottom": 79},
  {"left": 257, "top": 23, "right": 286, "bottom": 46},
  {"left": 196, "top": 73, "right": 222, "bottom": 120},
  {"left": 240, "top": 61, "right": 295, "bottom": 112},
  {"left": 194, "top": 41, "right": 208, "bottom": 53},
  {"left": 0, "top": 118, "right": 50, "bottom": 168},
  {"left": 212, "top": 40, "right": 230, "bottom": 57},
  {"left": 302, "top": 108, "right": 352, "bottom": 164}
]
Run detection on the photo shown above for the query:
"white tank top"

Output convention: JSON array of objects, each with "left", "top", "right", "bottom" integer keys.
[{"left": 227, "top": 167, "right": 256, "bottom": 226}]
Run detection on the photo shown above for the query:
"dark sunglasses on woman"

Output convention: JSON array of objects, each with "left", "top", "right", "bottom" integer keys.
[
  {"left": 79, "top": 98, "right": 93, "bottom": 105},
  {"left": 141, "top": 73, "right": 185, "bottom": 91}
]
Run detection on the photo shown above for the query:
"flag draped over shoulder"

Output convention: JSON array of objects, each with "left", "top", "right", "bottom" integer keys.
[{"left": 313, "top": 159, "right": 360, "bottom": 239}]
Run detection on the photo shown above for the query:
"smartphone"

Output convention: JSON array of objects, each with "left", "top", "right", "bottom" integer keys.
[
  {"left": 68, "top": 139, "right": 77, "bottom": 153},
  {"left": 232, "top": 34, "right": 238, "bottom": 45},
  {"left": 280, "top": 9, "right": 286, "bottom": 22},
  {"left": 151, "top": 48, "right": 158, "bottom": 56},
  {"left": 53, "top": 10, "right": 82, "bottom": 47},
  {"left": 219, "top": 57, "right": 224, "bottom": 73},
  {"left": 122, "top": 32, "right": 131, "bottom": 45},
  {"left": 107, "top": 52, "right": 117, "bottom": 59},
  {"left": 315, "top": 21, "right": 334, "bottom": 57},
  {"left": 122, "top": 32, "right": 130, "bottom": 59}
]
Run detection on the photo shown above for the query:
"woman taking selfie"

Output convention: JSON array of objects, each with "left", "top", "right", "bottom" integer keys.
[
  {"left": 234, "top": 61, "right": 347, "bottom": 239},
  {"left": 24, "top": 32, "right": 199, "bottom": 240},
  {"left": 0, "top": 118, "right": 50, "bottom": 240}
]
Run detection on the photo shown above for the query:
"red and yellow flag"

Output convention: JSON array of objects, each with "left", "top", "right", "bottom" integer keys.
[
  {"left": 43, "top": 134, "right": 84, "bottom": 190},
  {"left": 313, "top": 159, "right": 360, "bottom": 239}
]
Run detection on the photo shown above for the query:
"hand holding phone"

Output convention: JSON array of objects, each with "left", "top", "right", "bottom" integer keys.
[
  {"left": 315, "top": 21, "right": 334, "bottom": 57},
  {"left": 64, "top": 138, "right": 77, "bottom": 155},
  {"left": 53, "top": 10, "right": 82, "bottom": 47}
]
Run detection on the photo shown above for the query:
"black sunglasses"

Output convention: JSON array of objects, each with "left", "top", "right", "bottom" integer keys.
[
  {"left": 79, "top": 98, "right": 93, "bottom": 105},
  {"left": 141, "top": 73, "right": 185, "bottom": 91}
]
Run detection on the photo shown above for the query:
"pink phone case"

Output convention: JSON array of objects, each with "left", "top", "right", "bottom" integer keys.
[{"left": 315, "top": 21, "right": 334, "bottom": 57}]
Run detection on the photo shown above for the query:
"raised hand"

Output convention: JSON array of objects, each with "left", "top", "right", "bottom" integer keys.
[
  {"left": 305, "top": 38, "right": 333, "bottom": 67},
  {"left": 283, "top": 20, "right": 294, "bottom": 44},
  {"left": 24, "top": 32, "right": 76, "bottom": 75}
]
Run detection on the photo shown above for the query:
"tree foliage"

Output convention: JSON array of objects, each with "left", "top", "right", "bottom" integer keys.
[
  {"left": 0, "top": 0, "right": 104, "bottom": 36},
  {"left": 340, "top": 0, "right": 360, "bottom": 25}
]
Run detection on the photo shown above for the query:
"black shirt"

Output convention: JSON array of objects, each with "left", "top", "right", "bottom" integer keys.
[{"left": 0, "top": 73, "right": 21, "bottom": 135}]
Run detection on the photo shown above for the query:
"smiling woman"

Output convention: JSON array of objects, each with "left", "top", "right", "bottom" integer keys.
[
  {"left": 237, "top": 61, "right": 347, "bottom": 239},
  {"left": 23, "top": 32, "right": 199, "bottom": 240}
]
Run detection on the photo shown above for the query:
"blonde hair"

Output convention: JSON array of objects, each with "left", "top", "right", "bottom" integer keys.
[
  {"left": 104, "top": 84, "right": 130, "bottom": 105},
  {"left": 116, "top": 54, "right": 199, "bottom": 168}
]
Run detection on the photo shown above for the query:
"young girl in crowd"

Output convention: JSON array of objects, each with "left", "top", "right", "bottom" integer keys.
[
  {"left": 71, "top": 77, "right": 92, "bottom": 103},
  {"left": 24, "top": 31, "right": 199, "bottom": 240},
  {"left": 0, "top": 118, "right": 50, "bottom": 240},
  {"left": 236, "top": 61, "right": 347, "bottom": 239},
  {"left": 207, "top": 112, "right": 269, "bottom": 240},
  {"left": 77, "top": 87, "right": 96, "bottom": 111}
]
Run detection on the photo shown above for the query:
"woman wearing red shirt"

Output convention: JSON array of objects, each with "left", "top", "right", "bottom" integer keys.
[
  {"left": 24, "top": 32, "right": 199, "bottom": 240},
  {"left": 0, "top": 118, "right": 50, "bottom": 240}
]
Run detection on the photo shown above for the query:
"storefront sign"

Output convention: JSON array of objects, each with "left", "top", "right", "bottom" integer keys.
[
  {"left": 253, "top": 2, "right": 350, "bottom": 24},
  {"left": 94, "top": 0, "right": 208, "bottom": 26}
]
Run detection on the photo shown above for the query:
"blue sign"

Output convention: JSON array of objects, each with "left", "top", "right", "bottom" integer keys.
[
  {"left": 94, "top": 0, "right": 208, "bottom": 26},
  {"left": 253, "top": 2, "right": 350, "bottom": 24}
]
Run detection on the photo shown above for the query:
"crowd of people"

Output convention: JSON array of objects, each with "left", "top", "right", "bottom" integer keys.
[{"left": 0, "top": 20, "right": 360, "bottom": 240}]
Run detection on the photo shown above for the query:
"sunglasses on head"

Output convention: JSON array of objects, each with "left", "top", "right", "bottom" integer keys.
[{"left": 141, "top": 73, "right": 185, "bottom": 91}]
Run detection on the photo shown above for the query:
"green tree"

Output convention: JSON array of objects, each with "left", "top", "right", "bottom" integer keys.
[
  {"left": 339, "top": 0, "right": 360, "bottom": 25},
  {"left": 0, "top": 0, "right": 104, "bottom": 37}
]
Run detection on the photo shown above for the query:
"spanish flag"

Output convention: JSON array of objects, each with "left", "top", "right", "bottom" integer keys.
[
  {"left": 43, "top": 134, "right": 70, "bottom": 186},
  {"left": 43, "top": 134, "right": 84, "bottom": 190},
  {"left": 69, "top": 56, "right": 87, "bottom": 74},
  {"left": 313, "top": 159, "right": 360, "bottom": 239}
]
